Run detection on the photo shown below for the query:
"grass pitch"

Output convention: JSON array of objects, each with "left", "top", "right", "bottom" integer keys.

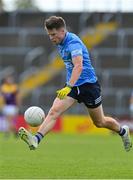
[{"left": 0, "top": 133, "right": 133, "bottom": 179}]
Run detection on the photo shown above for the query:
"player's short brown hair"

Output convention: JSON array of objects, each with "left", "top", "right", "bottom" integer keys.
[{"left": 44, "top": 16, "right": 66, "bottom": 30}]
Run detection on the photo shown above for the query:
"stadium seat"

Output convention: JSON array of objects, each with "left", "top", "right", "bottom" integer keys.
[
  {"left": 0, "top": 54, "right": 25, "bottom": 74},
  {"left": 0, "top": 12, "right": 9, "bottom": 27},
  {"left": 121, "top": 13, "right": 133, "bottom": 28},
  {"left": 0, "top": 33, "right": 19, "bottom": 47},
  {"left": 126, "top": 34, "right": 133, "bottom": 48},
  {"left": 14, "top": 12, "right": 47, "bottom": 27},
  {"left": 110, "top": 73, "right": 133, "bottom": 88},
  {"left": 98, "top": 53, "right": 131, "bottom": 69},
  {"left": 97, "top": 34, "right": 118, "bottom": 48},
  {"left": 26, "top": 34, "right": 53, "bottom": 53},
  {"left": 102, "top": 93, "right": 117, "bottom": 107}
]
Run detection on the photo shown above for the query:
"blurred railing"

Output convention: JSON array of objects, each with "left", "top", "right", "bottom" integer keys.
[{"left": 0, "top": 27, "right": 133, "bottom": 47}]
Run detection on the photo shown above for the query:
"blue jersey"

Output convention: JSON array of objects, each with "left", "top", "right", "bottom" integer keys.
[{"left": 57, "top": 32, "right": 97, "bottom": 86}]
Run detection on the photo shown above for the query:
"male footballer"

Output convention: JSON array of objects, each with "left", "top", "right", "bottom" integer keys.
[{"left": 18, "top": 16, "right": 132, "bottom": 152}]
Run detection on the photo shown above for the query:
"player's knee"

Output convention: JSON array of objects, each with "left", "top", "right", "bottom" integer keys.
[
  {"left": 93, "top": 119, "right": 105, "bottom": 128},
  {"left": 94, "top": 121, "right": 102, "bottom": 128}
]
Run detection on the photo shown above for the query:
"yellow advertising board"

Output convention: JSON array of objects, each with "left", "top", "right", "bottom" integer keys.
[{"left": 62, "top": 115, "right": 110, "bottom": 134}]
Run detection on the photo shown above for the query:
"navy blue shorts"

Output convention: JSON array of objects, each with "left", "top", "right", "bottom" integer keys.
[{"left": 68, "top": 81, "right": 102, "bottom": 108}]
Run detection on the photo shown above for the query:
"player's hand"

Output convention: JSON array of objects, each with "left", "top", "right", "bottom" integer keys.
[{"left": 56, "top": 86, "right": 72, "bottom": 99}]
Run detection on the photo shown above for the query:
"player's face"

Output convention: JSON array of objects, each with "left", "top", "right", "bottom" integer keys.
[{"left": 46, "top": 28, "right": 66, "bottom": 45}]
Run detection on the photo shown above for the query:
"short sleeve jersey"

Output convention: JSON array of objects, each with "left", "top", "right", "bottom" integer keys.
[{"left": 57, "top": 32, "right": 97, "bottom": 86}]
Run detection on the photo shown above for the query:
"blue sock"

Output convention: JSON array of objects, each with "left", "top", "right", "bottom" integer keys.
[
  {"left": 119, "top": 127, "right": 126, "bottom": 136},
  {"left": 35, "top": 132, "right": 44, "bottom": 144}
]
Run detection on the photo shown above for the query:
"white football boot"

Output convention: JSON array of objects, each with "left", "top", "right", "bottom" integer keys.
[
  {"left": 18, "top": 127, "right": 38, "bottom": 150},
  {"left": 121, "top": 125, "right": 132, "bottom": 152}
]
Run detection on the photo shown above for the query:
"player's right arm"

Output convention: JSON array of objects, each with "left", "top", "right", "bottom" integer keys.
[
  {"left": 68, "top": 55, "right": 83, "bottom": 87},
  {"left": 57, "top": 42, "right": 83, "bottom": 99},
  {"left": 56, "top": 55, "right": 83, "bottom": 99}
]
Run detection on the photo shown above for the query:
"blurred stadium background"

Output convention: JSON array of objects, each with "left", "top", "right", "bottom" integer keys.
[
  {"left": 0, "top": 0, "right": 133, "bottom": 134},
  {"left": 0, "top": 0, "right": 133, "bottom": 179},
  {"left": 0, "top": 0, "right": 133, "bottom": 133}
]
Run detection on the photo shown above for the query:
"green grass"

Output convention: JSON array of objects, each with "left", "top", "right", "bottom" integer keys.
[{"left": 0, "top": 133, "right": 133, "bottom": 179}]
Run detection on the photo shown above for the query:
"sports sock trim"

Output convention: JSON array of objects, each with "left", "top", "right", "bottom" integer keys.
[
  {"left": 119, "top": 127, "right": 126, "bottom": 136},
  {"left": 35, "top": 132, "right": 44, "bottom": 144}
]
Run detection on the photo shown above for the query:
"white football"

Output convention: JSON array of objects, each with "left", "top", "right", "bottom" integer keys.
[{"left": 24, "top": 106, "right": 45, "bottom": 127}]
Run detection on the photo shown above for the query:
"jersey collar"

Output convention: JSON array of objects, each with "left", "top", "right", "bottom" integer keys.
[{"left": 59, "top": 32, "right": 69, "bottom": 46}]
